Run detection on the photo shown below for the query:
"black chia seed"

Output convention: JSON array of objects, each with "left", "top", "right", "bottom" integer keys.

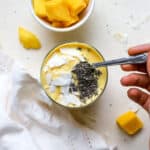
[
  {"left": 70, "top": 61, "right": 101, "bottom": 101},
  {"left": 69, "top": 83, "right": 77, "bottom": 93},
  {"left": 77, "top": 47, "right": 82, "bottom": 51}
]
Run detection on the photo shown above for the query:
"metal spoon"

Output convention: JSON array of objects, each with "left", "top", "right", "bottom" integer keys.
[{"left": 93, "top": 53, "right": 147, "bottom": 68}]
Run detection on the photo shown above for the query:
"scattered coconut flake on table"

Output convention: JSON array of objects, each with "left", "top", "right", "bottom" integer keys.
[
  {"left": 113, "top": 32, "right": 128, "bottom": 45},
  {"left": 132, "top": 14, "right": 150, "bottom": 30},
  {"left": 51, "top": 72, "right": 72, "bottom": 86},
  {"left": 60, "top": 47, "right": 85, "bottom": 61},
  {"left": 47, "top": 54, "right": 68, "bottom": 68},
  {"left": 130, "top": 15, "right": 150, "bottom": 30},
  {"left": 125, "top": 13, "right": 150, "bottom": 30},
  {"left": 59, "top": 94, "right": 82, "bottom": 106}
]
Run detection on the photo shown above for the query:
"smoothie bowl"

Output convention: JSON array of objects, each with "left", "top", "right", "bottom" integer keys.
[{"left": 40, "top": 42, "right": 108, "bottom": 109}]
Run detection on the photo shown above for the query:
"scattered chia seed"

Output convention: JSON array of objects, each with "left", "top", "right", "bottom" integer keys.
[{"left": 70, "top": 61, "right": 101, "bottom": 101}]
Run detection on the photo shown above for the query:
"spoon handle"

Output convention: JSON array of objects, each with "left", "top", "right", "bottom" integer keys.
[{"left": 93, "top": 53, "right": 147, "bottom": 68}]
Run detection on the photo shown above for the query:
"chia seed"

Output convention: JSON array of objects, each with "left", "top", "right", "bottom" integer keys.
[
  {"left": 70, "top": 61, "right": 101, "bottom": 101},
  {"left": 77, "top": 47, "right": 82, "bottom": 51},
  {"left": 69, "top": 83, "right": 77, "bottom": 92}
]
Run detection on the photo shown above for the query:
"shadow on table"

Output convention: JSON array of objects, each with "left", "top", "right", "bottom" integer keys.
[{"left": 69, "top": 99, "right": 102, "bottom": 129}]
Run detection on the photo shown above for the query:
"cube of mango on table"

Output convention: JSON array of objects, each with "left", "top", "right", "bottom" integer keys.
[
  {"left": 18, "top": 27, "right": 41, "bottom": 49},
  {"left": 33, "top": 0, "right": 47, "bottom": 18},
  {"left": 116, "top": 111, "right": 143, "bottom": 135}
]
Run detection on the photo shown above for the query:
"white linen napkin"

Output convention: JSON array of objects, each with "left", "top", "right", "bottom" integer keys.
[{"left": 0, "top": 52, "right": 116, "bottom": 150}]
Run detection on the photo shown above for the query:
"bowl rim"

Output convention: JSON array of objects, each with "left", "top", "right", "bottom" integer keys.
[
  {"left": 29, "top": 0, "right": 95, "bottom": 32},
  {"left": 40, "top": 42, "right": 108, "bottom": 109}
]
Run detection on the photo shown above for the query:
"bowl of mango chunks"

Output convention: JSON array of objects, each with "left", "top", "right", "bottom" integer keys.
[{"left": 30, "top": 0, "right": 95, "bottom": 32}]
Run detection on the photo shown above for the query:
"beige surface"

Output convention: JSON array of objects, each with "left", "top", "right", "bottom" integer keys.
[{"left": 0, "top": 0, "right": 149, "bottom": 149}]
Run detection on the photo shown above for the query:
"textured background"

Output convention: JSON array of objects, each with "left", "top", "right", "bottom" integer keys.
[{"left": 0, "top": 0, "right": 150, "bottom": 149}]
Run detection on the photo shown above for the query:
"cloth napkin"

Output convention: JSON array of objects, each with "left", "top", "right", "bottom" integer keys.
[{"left": 0, "top": 52, "right": 116, "bottom": 150}]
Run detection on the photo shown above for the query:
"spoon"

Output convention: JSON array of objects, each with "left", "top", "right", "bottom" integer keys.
[{"left": 93, "top": 53, "right": 147, "bottom": 68}]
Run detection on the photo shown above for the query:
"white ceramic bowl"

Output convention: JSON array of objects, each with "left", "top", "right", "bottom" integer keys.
[{"left": 29, "top": 0, "right": 95, "bottom": 32}]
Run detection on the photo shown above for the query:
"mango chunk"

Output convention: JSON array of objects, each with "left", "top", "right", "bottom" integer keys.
[
  {"left": 45, "top": 0, "right": 72, "bottom": 22},
  {"left": 116, "top": 111, "right": 143, "bottom": 135},
  {"left": 18, "top": 27, "right": 41, "bottom": 49},
  {"left": 33, "top": 0, "right": 89, "bottom": 27},
  {"left": 51, "top": 21, "right": 64, "bottom": 27},
  {"left": 84, "top": 0, "right": 89, "bottom": 3},
  {"left": 33, "top": 0, "right": 47, "bottom": 18},
  {"left": 63, "top": 16, "right": 79, "bottom": 27},
  {"left": 65, "top": 0, "right": 87, "bottom": 16}
]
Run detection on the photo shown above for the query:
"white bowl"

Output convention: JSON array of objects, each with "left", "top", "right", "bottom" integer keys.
[{"left": 29, "top": 0, "right": 95, "bottom": 32}]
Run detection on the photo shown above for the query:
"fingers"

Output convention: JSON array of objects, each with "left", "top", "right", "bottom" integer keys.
[
  {"left": 122, "top": 44, "right": 150, "bottom": 112},
  {"left": 146, "top": 52, "right": 150, "bottom": 76},
  {"left": 128, "top": 44, "right": 150, "bottom": 55},
  {"left": 121, "top": 64, "right": 146, "bottom": 73},
  {"left": 121, "top": 44, "right": 150, "bottom": 73},
  {"left": 121, "top": 73, "right": 150, "bottom": 91},
  {"left": 127, "top": 88, "right": 150, "bottom": 112}
]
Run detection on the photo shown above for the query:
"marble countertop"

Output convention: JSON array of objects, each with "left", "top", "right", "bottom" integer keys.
[{"left": 0, "top": 0, "right": 149, "bottom": 149}]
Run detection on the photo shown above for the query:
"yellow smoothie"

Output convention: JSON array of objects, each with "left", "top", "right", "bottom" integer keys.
[{"left": 40, "top": 42, "right": 108, "bottom": 108}]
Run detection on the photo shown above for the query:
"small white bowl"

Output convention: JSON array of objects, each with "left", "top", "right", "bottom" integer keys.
[{"left": 29, "top": 0, "right": 95, "bottom": 32}]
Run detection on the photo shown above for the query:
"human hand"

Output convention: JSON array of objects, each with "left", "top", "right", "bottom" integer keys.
[{"left": 120, "top": 44, "right": 150, "bottom": 113}]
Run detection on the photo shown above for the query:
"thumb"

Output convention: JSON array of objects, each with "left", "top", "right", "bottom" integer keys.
[{"left": 147, "top": 52, "right": 150, "bottom": 77}]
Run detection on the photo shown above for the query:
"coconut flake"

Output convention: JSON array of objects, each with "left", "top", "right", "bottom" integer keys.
[
  {"left": 46, "top": 73, "right": 51, "bottom": 84},
  {"left": 60, "top": 47, "right": 85, "bottom": 61},
  {"left": 47, "top": 54, "right": 68, "bottom": 68},
  {"left": 61, "top": 86, "right": 70, "bottom": 94},
  {"left": 60, "top": 94, "right": 81, "bottom": 106},
  {"left": 51, "top": 72, "right": 72, "bottom": 86},
  {"left": 72, "top": 91, "right": 80, "bottom": 96},
  {"left": 49, "top": 85, "right": 56, "bottom": 92},
  {"left": 113, "top": 32, "right": 128, "bottom": 45}
]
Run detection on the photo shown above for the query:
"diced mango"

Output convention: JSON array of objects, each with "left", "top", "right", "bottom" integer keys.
[
  {"left": 45, "top": 0, "right": 72, "bottom": 22},
  {"left": 116, "top": 111, "right": 143, "bottom": 135},
  {"left": 84, "top": 0, "right": 89, "bottom": 4},
  {"left": 65, "top": 0, "right": 87, "bottom": 16},
  {"left": 51, "top": 21, "right": 64, "bottom": 27},
  {"left": 63, "top": 16, "right": 79, "bottom": 27},
  {"left": 18, "top": 27, "right": 41, "bottom": 49},
  {"left": 33, "top": 0, "right": 89, "bottom": 27},
  {"left": 33, "top": 0, "right": 47, "bottom": 18}
]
